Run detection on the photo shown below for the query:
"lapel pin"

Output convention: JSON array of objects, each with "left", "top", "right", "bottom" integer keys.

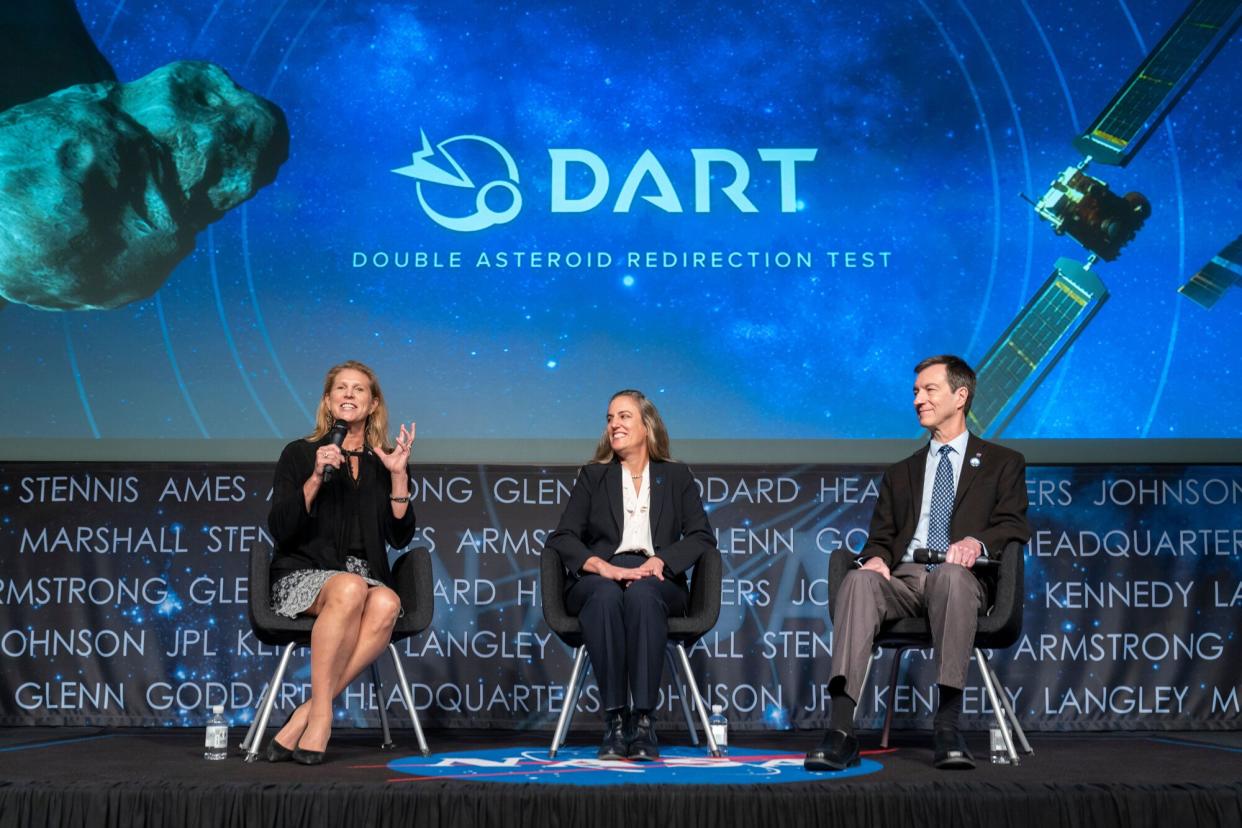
[{"left": 969, "top": 455, "right": 981, "bottom": 468}]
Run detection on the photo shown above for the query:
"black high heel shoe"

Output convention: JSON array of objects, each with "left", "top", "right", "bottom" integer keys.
[
  {"left": 292, "top": 747, "right": 325, "bottom": 765},
  {"left": 265, "top": 738, "right": 295, "bottom": 763}
]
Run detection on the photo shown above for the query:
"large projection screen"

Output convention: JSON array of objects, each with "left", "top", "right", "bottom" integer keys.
[{"left": 1, "top": 0, "right": 1239, "bottom": 464}]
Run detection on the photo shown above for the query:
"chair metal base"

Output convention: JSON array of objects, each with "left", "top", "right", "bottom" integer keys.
[
  {"left": 864, "top": 645, "right": 1032, "bottom": 764},
  {"left": 240, "top": 641, "right": 429, "bottom": 761},
  {"left": 548, "top": 642, "right": 721, "bottom": 758}
]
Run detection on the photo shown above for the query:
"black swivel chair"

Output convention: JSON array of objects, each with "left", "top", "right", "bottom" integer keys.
[
  {"left": 541, "top": 545, "right": 724, "bottom": 757},
  {"left": 240, "top": 544, "right": 435, "bottom": 761},
  {"left": 827, "top": 542, "right": 1033, "bottom": 763}
]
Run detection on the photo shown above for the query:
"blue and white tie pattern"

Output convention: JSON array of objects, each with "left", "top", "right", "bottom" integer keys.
[{"left": 927, "top": 445, "right": 955, "bottom": 559}]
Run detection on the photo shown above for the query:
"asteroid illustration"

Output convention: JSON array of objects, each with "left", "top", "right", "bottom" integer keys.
[{"left": 0, "top": 60, "right": 289, "bottom": 311}]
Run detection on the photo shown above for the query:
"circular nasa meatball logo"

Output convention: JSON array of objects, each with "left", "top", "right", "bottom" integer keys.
[{"left": 388, "top": 745, "right": 883, "bottom": 785}]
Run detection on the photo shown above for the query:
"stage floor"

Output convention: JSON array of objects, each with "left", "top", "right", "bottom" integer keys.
[{"left": 2, "top": 727, "right": 1240, "bottom": 827}]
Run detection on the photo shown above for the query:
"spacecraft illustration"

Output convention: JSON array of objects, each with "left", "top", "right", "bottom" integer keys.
[
  {"left": 1179, "top": 234, "right": 1242, "bottom": 307},
  {"left": 968, "top": 0, "right": 1241, "bottom": 437}
]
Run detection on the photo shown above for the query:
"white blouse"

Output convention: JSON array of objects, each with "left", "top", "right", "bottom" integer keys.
[{"left": 616, "top": 463, "right": 655, "bottom": 558}]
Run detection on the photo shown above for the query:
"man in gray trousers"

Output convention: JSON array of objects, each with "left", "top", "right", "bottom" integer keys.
[{"left": 805, "top": 355, "right": 1030, "bottom": 771}]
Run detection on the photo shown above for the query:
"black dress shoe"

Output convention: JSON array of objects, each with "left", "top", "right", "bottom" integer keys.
[
  {"left": 265, "top": 738, "right": 295, "bottom": 763},
  {"left": 804, "top": 728, "right": 860, "bottom": 771},
  {"left": 933, "top": 727, "right": 975, "bottom": 770},
  {"left": 598, "top": 708, "right": 629, "bottom": 761},
  {"left": 628, "top": 713, "right": 659, "bottom": 761},
  {"left": 292, "top": 747, "right": 326, "bottom": 765}
]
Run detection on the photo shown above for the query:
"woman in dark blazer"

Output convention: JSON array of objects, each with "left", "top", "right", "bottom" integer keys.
[
  {"left": 545, "top": 389, "right": 717, "bottom": 761},
  {"left": 265, "top": 360, "right": 416, "bottom": 764}
]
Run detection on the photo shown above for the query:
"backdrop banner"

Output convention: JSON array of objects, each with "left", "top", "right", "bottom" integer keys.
[{"left": 2, "top": 461, "right": 1239, "bottom": 731}]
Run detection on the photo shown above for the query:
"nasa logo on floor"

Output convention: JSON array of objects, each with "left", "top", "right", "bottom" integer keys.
[{"left": 388, "top": 746, "right": 883, "bottom": 785}]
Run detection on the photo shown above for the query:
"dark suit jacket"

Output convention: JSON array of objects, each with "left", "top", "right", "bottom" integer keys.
[
  {"left": 544, "top": 459, "right": 716, "bottom": 588},
  {"left": 859, "top": 433, "right": 1030, "bottom": 573}
]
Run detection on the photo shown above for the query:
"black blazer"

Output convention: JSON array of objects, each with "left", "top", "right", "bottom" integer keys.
[
  {"left": 267, "top": 437, "right": 417, "bottom": 586},
  {"left": 544, "top": 459, "right": 716, "bottom": 589},
  {"left": 860, "top": 433, "right": 1030, "bottom": 572}
]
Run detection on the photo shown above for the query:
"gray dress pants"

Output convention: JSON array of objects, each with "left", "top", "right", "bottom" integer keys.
[{"left": 830, "top": 562, "right": 987, "bottom": 701}]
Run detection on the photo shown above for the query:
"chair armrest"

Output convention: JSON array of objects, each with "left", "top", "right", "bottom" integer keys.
[
  {"left": 250, "top": 542, "right": 271, "bottom": 597},
  {"left": 247, "top": 543, "right": 316, "bottom": 643},
  {"left": 247, "top": 543, "right": 273, "bottom": 631},
  {"left": 541, "top": 545, "right": 578, "bottom": 635},
  {"left": 686, "top": 547, "right": 722, "bottom": 629},
  {"left": 392, "top": 546, "right": 434, "bottom": 634},
  {"left": 979, "top": 541, "right": 1024, "bottom": 645}
]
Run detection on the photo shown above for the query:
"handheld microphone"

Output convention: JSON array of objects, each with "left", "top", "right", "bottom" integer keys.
[
  {"left": 913, "top": 548, "right": 999, "bottom": 569},
  {"left": 322, "top": 419, "right": 348, "bottom": 483}
]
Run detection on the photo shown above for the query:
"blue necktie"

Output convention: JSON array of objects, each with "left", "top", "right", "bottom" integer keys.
[{"left": 927, "top": 445, "right": 955, "bottom": 558}]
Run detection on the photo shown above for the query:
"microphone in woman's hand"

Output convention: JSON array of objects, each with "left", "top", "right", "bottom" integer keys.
[{"left": 322, "top": 420, "right": 348, "bottom": 482}]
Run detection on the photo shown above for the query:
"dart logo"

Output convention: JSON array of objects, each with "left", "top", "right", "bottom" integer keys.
[
  {"left": 392, "top": 130, "right": 522, "bottom": 233},
  {"left": 394, "top": 130, "right": 818, "bottom": 231}
]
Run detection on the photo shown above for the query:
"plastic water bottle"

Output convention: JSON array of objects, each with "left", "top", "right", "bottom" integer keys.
[
  {"left": 989, "top": 724, "right": 1011, "bottom": 765},
  {"left": 708, "top": 704, "right": 728, "bottom": 755},
  {"left": 204, "top": 705, "right": 228, "bottom": 760}
]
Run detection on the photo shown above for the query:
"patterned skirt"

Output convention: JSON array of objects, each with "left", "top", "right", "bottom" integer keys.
[{"left": 270, "top": 555, "right": 385, "bottom": 618}]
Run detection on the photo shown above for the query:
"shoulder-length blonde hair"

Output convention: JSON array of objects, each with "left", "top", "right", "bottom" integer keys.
[
  {"left": 306, "top": 360, "right": 392, "bottom": 451},
  {"left": 590, "top": 389, "right": 672, "bottom": 464}
]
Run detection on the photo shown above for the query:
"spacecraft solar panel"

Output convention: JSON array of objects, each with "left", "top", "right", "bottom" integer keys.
[
  {"left": 970, "top": 260, "right": 1108, "bottom": 436},
  {"left": 1072, "top": 0, "right": 1242, "bottom": 166},
  {"left": 1179, "top": 234, "right": 1242, "bottom": 307}
]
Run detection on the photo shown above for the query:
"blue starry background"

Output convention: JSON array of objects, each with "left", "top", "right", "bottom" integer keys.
[{"left": 1, "top": 0, "right": 1239, "bottom": 445}]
